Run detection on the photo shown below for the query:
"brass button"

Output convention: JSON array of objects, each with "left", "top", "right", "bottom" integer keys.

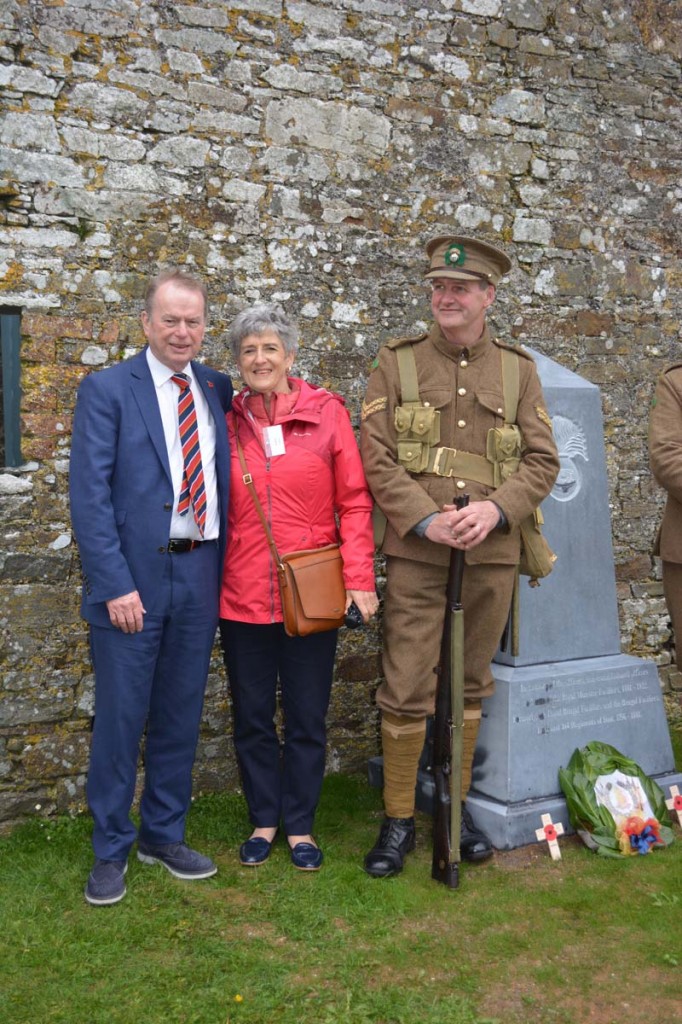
[
  {"left": 423, "top": 402, "right": 430, "bottom": 408},
  {"left": 460, "top": 359, "right": 468, "bottom": 367},
  {"left": 458, "top": 387, "right": 466, "bottom": 396},
  {"left": 456, "top": 480, "right": 466, "bottom": 489},
  {"left": 458, "top": 419, "right": 466, "bottom": 428},
  {"left": 497, "top": 407, "right": 504, "bottom": 414}
]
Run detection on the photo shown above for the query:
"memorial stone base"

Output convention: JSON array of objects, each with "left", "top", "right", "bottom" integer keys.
[
  {"left": 442, "top": 654, "right": 680, "bottom": 849},
  {"left": 369, "top": 654, "right": 681, "bottom": 849}
]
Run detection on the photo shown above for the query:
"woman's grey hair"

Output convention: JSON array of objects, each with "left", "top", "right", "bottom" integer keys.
[{"left": 228, "top": 303, "right": 299, "bottom": 362}]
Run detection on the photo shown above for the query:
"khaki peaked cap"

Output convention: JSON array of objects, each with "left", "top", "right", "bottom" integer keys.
[{"left": 424, "top": 235, "right": 512, "bottom": 287}]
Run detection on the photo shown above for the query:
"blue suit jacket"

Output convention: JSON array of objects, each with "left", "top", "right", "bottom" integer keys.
[{"left": 69, "top": 348, "right": 233, "bottom": 627}]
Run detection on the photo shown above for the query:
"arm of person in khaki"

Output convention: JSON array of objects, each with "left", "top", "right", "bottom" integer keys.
[{"left": 649, "top": 367, "right": 682, "bottom": 502}]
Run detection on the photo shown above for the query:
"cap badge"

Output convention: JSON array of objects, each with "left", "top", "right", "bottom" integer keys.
[{"left": 444, "top": 242, "right": 466, "bottom": 267}]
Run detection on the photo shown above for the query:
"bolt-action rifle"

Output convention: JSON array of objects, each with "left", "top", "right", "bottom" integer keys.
[{"left": 431, "top": 493, "right": 469, "bottom": 889}]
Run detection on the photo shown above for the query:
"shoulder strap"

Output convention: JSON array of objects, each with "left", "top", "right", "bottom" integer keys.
[
  {"left": 398, "top": 338, "right": 521, "bottom": 424},
  {"left": 396, "top": 336, "right": 522, "bottom": 440},
  {"left": 500, "top": 347, "right": 520, "bottom": 424},
  {"left": 234, "top": 419, "right": 283, "bottom": 570},
  {"left": 395, "top": 343, "right": 420, "bottom": 403}
]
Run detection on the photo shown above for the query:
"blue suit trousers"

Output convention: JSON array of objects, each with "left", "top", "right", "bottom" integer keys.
[{"left": 87, "top": 543, "right": 219, "bottom": 860}]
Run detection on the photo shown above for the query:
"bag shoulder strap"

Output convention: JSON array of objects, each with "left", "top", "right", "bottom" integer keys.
[
  {"left": 395, "top": 343, "right": 420, "bottom": 403},
  {"left": 500, "top": 346, "right": 520, "bottom": 424},
  {"left": 234, "top": 420, "right": 283, "bottom": 570}
]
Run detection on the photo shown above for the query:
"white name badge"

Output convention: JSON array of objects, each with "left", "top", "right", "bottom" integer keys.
[{"left": 263, "top": 424, "right": 286, "bottom": 457}]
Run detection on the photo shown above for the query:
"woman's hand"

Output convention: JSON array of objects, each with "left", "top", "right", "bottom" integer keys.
[{"left": 346, "top": 589, "right": 379, "bottom": 623}]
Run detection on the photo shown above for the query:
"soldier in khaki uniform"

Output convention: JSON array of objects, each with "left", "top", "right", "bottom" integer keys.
[
  {"left": 360, "top": 235, "right": 559, "bottom": 877},
  {"left": 648, "top": 366, "right": 682, "bottom": 646}
]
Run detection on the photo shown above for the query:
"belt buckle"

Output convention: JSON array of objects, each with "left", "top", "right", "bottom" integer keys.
[
  {"left": 433, "top": 447, "right": 456, "bottom": 477},
  {"left": 169, "top": 538, "right": 193, "bottom": 553}
]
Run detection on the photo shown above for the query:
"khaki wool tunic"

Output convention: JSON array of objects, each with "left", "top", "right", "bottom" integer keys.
[
  {"left": 360, "top": 323, "right": 559, "bottom": 713},
  {"left": 648, "top": 365, "right": 682, "bottom": 640}
]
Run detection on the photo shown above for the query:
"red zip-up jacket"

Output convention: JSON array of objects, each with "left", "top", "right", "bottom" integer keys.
[{"left": 219, "top": 378, "right": 375, "bottom": 623}]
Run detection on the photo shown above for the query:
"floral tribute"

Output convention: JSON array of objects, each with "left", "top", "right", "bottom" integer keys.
[
  {"left": 558, "top": 741, "right": 675, "bottom": 858},
  {"left": 618, "top": 815, "right": 664, "bottom": 856}
]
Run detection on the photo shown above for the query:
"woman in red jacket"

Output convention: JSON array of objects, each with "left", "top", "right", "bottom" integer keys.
[{"left": 220, "top": 303, "right": 378, "bottom": 870}]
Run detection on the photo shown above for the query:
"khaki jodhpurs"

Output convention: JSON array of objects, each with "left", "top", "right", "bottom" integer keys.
[{"left": 377, "top": 555, "right": 517, "bottom": 718}]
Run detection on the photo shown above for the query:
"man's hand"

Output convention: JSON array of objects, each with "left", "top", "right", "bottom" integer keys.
[
  {"left": 106, "top": 590, "right": 146, "bottom": 633},
  {"left": 424, "top": 499, "right": 501, "bottom": 550}
]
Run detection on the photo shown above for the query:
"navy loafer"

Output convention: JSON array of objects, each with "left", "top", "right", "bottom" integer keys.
[
  {"left": 289, "top": 841, "right": 323, "bottom": 871},
  {"left": 239, "top": 835, "right": 274, "bottom": 866}
]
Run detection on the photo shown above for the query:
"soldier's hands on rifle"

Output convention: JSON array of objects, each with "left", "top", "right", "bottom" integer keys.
[{"left": 425, "top": 499, "right": 501, "bottom": 550}]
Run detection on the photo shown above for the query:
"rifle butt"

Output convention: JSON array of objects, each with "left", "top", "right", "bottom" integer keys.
[{"left": 431, "top": 860, "right": 460, "bottom": 889}]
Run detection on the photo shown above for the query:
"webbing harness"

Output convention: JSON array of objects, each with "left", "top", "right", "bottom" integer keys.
[{"left": 395, "top": 342, "right": 521, "bottom": 484}]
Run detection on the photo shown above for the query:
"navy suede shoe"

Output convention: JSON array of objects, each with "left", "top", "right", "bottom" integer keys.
[
  {"left": 289, "top": 841, "right": 323, "bottom": 871},
  {"left": 137, "top": 841, "right": 217, "bottom": 880},
  {"left": 85, "top": 859, "right": 128, "bottom": 906},
  {"left": 239, "top": 835, "right": 274, "bottom": 866}
]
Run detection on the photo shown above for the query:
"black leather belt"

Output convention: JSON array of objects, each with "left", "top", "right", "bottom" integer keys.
[{"left": 166, "top": 539, "right": 209, "bottom": 553}]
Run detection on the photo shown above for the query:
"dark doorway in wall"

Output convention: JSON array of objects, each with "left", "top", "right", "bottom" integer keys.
[{"left": 1, "top": 307, "right": 22, "bottom": 467}]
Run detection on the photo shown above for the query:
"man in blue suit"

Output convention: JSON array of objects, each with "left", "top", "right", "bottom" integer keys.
[{"left": 70, "top": 268, "right": 232, "bottom": 906}]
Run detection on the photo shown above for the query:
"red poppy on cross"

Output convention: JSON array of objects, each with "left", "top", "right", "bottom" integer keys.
[{"left": 535, "top": 812, "right": 564, "bottom": 861}]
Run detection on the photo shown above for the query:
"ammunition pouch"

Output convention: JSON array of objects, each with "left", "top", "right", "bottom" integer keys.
[
  {"left": 395, "top": 402, "right": 440, "bottom": 473},
  {"left": 486, "top": 424, "right": 522, "bottom": 487},
  {"left": 411, "top": 425, "right": 523, "bottom": 491}
]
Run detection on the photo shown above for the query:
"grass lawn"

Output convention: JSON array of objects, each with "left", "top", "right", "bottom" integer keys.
[{"left": 1, "top": 727, "right": 680, "bottom": 1024}]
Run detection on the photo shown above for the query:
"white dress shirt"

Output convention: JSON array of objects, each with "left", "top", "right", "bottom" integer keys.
[{"left": 146, "top": 348, "right": 219, "bottom": 541}]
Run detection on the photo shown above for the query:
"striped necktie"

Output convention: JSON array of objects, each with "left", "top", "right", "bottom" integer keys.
[{"left": 171, "top": 373, "right": 206, "bottom": 537}]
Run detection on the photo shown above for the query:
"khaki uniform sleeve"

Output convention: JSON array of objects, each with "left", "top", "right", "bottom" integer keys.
[
  {"left": 649, "top": 368, "right": 682, "bottom": 504},
  {"left": 360, "top": 346, "right": 440, "bottom": 537}
]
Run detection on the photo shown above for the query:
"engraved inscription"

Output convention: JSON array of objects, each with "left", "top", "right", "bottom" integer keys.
[{"left": 513, "top": 667, "right": 658, "bottom": 735}]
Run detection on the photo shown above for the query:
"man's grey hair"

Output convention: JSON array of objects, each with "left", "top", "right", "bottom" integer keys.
[
  {"left": 144, "top": 268, "right": 209, "bottom": 321},
  {"left": 227, "top": 303, "right": 299, "bottom": 362}
]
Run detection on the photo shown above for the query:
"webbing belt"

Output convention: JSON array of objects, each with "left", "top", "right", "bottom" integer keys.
[{"left": 425, "top": 446, "right": 495, "bottom": 486}]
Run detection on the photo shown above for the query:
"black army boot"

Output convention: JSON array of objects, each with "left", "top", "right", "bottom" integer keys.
[
  {"left": 460, "top": 803, "right": 493, "bottom": 862},
  {"left": 364, "top": 816, "right": 416, "bottom": 878}
]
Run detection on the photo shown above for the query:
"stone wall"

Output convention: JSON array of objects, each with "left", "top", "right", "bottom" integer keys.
[{"left": 1, "top": 0, "right": 681, "bottom": 828}]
